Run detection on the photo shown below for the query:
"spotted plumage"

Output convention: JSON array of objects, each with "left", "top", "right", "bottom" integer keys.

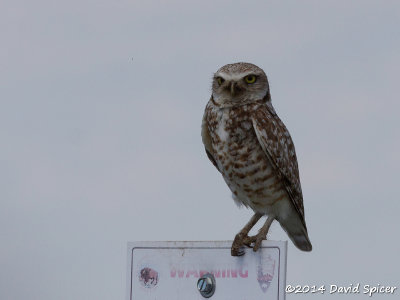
[{"left": 202, "top": 62, "right": 312, "bottom": 255}]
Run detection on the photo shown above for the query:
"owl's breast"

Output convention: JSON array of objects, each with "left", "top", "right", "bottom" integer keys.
[
  {"left": 210, "top": 106, "right": 256, "bottom": 161},
  {"left": 206, "top": 104, "right": 287, "bottom": 212}
]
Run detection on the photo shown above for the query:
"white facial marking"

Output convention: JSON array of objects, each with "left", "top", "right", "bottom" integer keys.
[{"left": 217, "top": 71, "right": 253, "bottom": 81}]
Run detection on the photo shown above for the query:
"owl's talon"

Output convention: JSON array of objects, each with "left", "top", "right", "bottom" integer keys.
[
  {"left": 242, "top": 235, "right": 256, "bottom": 247},
  {"left": 253, "top": 235, "right": 266, "bottom": 252},
  {"left": 237, "top": 247, "right": 246, "bottom": 256},
  {"left": 231, "top": 233, "right": 246, "bottom": 256},
  {"left": 232, "top": 233, "right": 262, "bottom": 255},
  {"left": 231, "top": 245, "right": 245, "bottom": 256},
  {"left": 241, "top": 233, "right": 266, "bottom": 251}
]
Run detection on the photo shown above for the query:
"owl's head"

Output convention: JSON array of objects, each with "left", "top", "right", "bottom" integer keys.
[{"left": 211, "top": 62, "right": 270, "bottom": 107}]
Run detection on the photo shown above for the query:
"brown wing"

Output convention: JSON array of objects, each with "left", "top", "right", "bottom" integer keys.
[
  {"left": 251, "top": 103, "right": 306, "bottom": 225},
  {"left": 201, "top": 103, "right": 220, "bottom": 172}
]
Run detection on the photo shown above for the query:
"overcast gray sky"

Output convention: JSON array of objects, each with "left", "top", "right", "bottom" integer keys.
[{"left": 1, "top": 1, "right": 399, "bottom": 299}]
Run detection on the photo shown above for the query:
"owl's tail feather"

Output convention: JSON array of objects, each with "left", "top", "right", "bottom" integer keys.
[
  {"left": 278, "top": 214, "right": 312, "bottom": 252},
  {"left": 290, "top": 228, "right": 312, "bottom": 252}
]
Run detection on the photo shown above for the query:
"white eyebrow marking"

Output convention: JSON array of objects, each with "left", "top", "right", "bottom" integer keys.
[{"left": 216, "top": 71, "right": 254, "bottom": 81}]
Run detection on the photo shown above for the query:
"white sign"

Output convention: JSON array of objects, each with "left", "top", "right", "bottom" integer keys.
[{"left": 127, "top": 241, "right": 287, "bottom": 300}]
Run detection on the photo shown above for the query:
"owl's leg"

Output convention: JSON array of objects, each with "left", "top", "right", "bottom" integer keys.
[
  {"left": 243, "top": 216, "right": 275, "bottom": 252},
  {"left": 231, "top": 213, "right": 263, "bottom": 256}
]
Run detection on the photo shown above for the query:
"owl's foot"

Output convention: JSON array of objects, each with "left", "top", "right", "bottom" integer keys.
[
  {"left": 243, "top": 216, "right": 275, "bottom": 252},
  {"left": 231, "top": 232, "right": 265, "bottom": 256},
  {"left": 242, "top": 233, "right": 265, "bottom": 252},
  {"left": 231, "top": 213, "right": 263, "bottom": 256},
  {"left": 231, "top": 233, "right": 247, "bottom": 256}
]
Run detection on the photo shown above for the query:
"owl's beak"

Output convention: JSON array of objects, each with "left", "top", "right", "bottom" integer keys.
[{"left": 230, "top": 82, "right": 238, "bottom": 96}]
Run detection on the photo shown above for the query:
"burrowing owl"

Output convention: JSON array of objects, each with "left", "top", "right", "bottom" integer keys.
[{"left": 202, "top": 62, "right": 312, "bottom": 256}]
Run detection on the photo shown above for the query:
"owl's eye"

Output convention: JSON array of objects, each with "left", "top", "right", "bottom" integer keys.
[
  {"left": 216, "top": 77, "right": 225, "bottom": 85},
  {"left": 244, "top": 75, "right": 257, "bottom": 84}
]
